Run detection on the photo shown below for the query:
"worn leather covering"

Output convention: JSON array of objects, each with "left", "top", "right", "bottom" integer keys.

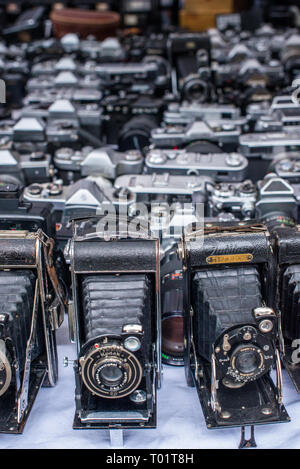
[{"left": 192, "top": 266, "right": 262, "bottom": 360}]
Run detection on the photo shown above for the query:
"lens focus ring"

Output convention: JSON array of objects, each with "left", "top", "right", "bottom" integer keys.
[
  {"left": 230, "top": 344, "right": 264, "bottom": 379},
  {"left": 80, "top": 343, "right": 142, "bottom": 399}
]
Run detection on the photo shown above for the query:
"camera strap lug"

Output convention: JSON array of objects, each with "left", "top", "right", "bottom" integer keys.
[
  {"left": 43, "top": 236, "right": 67, "bottom": 329},
  {"left": 239, "top": 426, "right": 257, "bottom": 449}
]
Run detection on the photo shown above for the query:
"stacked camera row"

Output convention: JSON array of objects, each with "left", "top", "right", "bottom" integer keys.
[{"left": 2, "top": 19, "right": 300, "bottom": 447}]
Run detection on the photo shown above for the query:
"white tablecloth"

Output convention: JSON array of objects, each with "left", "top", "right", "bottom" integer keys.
[{"left": 0, "top": 321, "right": 299, "bottom": 449}]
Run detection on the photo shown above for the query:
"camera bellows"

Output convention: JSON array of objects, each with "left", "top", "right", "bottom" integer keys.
[
  {"left": 0, "top": 270, "right": 41, "bottom": 373},
  {"left": 192, "top": 265, "right": 262, "bottom": 361},
  {"left": 81, "top": 274, "right": 152, "bottom": 341},
  {"left": 280, "top": 264, "right": 300, "bottom": 341}
]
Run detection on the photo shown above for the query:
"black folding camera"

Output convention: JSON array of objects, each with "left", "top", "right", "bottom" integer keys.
[
  {"left": 271, "top": 222, "right": 300, "bottom": 394},
  {"left": 179, "top": 221, "right": 290, "bottom": 447},
  {"left": 167, "top": 32, "right": 212, "bottom": 103},
  {"left": 65, "top": 216, "right": 161, "bottom": 433},
  {"left": 0, "top": 182, "right": 66, "bottom": 433}
]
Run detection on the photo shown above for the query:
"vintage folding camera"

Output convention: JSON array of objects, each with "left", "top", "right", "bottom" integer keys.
[
  {"left": 64, "top": 216, "right": 161, "bottom": 436},
  {"left": 0, "top": 148, "right": 51, "bottom": 185},
  {"left": 53, "top": 146, "right": 144, "bottom": 183},
  {"left": 151, "top": 121, "right": 241, "bottom": 152},
  {"left": 271, "top": 223, "right": 300, "bottom": 393},
  {"left": 0, "top": 182, "right": 66, "bottom": 433},
  {"left": 167, "top": 32, "right": 211, "bottom": 103},
  {"left": 179, "top": 222, "right": 290, "bottom": 447},
  {"left": 144, "top": 149, "right": 248, "bottom": 181}
]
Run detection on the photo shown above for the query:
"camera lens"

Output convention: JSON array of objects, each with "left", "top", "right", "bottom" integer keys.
[
  {"left": 182, "top": 76, "right": 209, "bottom": 103},
  {"left": 235, "top": 349, "right": 261, "bottom": 375},
  {"left": 232, "top": 345, "right": 263, "bottom": 376},
  {"left": 118, "top": 115, "right": 158, "bottom": 152},
  {"left": 81, "top": 342, "right": 143, "bottom": 398},
  {"left": 162, "top": 315, "right": 184, "bottom": 362},
  {"left": 98, "top": 365, "right": 123, "bottom": 387}
]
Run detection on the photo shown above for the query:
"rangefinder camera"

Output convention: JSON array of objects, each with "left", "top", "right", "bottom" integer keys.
[
  {"left": 163, "top": 102, "right": 243, "bottom": 125},
  {"left": 144, "top": 149, "right": 248, "bottom": 181}
]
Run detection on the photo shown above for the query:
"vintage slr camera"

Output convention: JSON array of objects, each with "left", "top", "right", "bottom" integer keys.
[
  {"left": 0, "top": 148, "right": 51, "bottom": 185},
  {"left": 144, "top": 149, "right": 248, "bottom": 181},
  {"left": 101, "top": 93, "right": 165, "bottom": 150},
  {"left": 52, "top": 146, "right": 143, "bottom": 184},
  {"left": 22, "top": 177, "right": 115, "bottom": 246},
  {"left": 179, "top": 222, "right": 289, "bottom": 447},
  {"left": 64, "top": 216, "right": 161, "bottom": 433},
  {"left": 213, "top": 58, "right": 285, "bottom": 109},
  {"left": 0, "top": 182, "right": 66, "bottom": 433}
]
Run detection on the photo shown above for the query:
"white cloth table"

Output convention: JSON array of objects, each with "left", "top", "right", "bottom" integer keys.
[{"left": 0, "top": 321, "right": 299, "bottom": 449}]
